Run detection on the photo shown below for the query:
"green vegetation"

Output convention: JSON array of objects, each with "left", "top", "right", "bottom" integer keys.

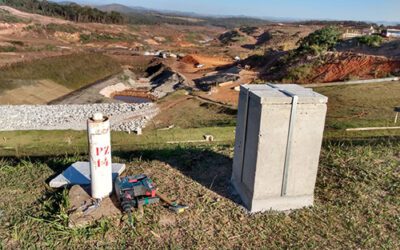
[
  {"left": 283, "top": 63, "right": 314, "bottom": 82},
  {"left": 239, "top": 26, "right": 259, "bottom": 35},
  {"left": 0, "top": 53, "right": 121, "bottom": 91},
  {"left": 8, "top": 40, "right": 24, "bottom": 46},
  {"left": 316, "top": 83, "right": 400, "bottom": 138},
  {"left": 0, "top": 8, "right": 28, "bottom": 23},
  {"left": 22, "top": 44, "right": 56, "bottom": 52},
  {"left": 218, "top": 30, "right": 243, "bottom": 45},
  {"left": 45, "top": 23, "right": 80, "bottom": 33},
  {"left": 185, "top": 32, "right": 202, "bottom": 44},
  {"left": 297, "top": 26, "right": 341, "bottom": 55},
  {"left": 152, "top": 91, "right": 237, "bottom": 130},
  {"left": 0, "top": 46, "right": 17, "bottom": 52},
  {"left": 357, "top": 35, "right": 383, "bottom": 48},
  {"left": 80, "top": 32, "right": 137, "bottom": 43},
  {"left": 0, "top": 127, "right": 235, "bottom": 157},
  {"left": 24, "top": 23, "right": 80, "bottom": 34},
  {"left": 124, "top": 12, "right": 269, "bottom": 28},
  {"left": 1, "top": 0, "right": 124, "bottom": 24},
  {"left": 0, "top": 140, "right": 399, "bottom": 248}
]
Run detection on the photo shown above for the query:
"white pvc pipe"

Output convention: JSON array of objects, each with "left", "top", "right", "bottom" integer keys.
[{"left": 87, "top": 113, "right": 113, "bottom": 199}]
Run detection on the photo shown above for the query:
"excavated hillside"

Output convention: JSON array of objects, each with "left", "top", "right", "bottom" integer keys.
[
  {"left": 311, "top": 53, "right": 400, "bottom": 82},
  {"left": 256, "top": 51, "right": 400, "bottom": 84}
]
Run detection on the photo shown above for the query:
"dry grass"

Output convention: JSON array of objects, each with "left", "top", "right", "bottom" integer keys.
[
  {"left": 316, "top": 83, "right": 400, "bottom": 138},
  {"left": 0, "top": 53, "right": 121, "bottom": 92},
  {"left": 0, "top": 140, "right": 399, "bottom": 248}
]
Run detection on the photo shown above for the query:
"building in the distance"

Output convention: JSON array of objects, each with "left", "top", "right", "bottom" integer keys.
[
  {"left": 382, "top": 29, "right": 400, "bottom": 38},
  {"left": 342, "top": 26, "right": 377, "bottom": 39}
]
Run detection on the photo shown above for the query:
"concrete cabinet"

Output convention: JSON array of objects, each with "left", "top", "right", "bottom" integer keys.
[{"left": 231, "top": 84, "right": 328, "bottom": 212}]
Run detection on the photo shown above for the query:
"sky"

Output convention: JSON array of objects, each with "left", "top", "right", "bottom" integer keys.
[{"left": 63, "top": 0, "right": 400, "bottom": 23}]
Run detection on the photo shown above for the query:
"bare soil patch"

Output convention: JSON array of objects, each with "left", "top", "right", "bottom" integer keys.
[
  {"left": 0, "top": 79, "right": 71, "bottom": 104},
  {"left": 312, "top": 53, "right": 400, "bottom": 83}
]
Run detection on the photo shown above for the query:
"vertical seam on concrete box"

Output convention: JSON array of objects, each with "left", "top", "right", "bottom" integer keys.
[
  {"left": 240, "top": 90, "right": 251, "bottom": 183},
  {"left": 281, "top": 95, "right": 298, "bottom": 196},
  {"left": 267, "top": 84, "right": 298, "bottom": 197}
]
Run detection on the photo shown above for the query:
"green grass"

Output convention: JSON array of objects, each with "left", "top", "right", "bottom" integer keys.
[
  {"left": 283, "top": 63, "right": 314, "bottom": 82},
  {"left": 0, "top": 127, "right": 235, "bottom": 157},
  {"left": 152, "top": 91, "right": 237, "bottom": 129},
  {"left": 0, "top": 53, "right": 122, "bottom": 91},
  {"left": 0, "top": 46, "right": 17, "bottom": 52},
  {"left": 24, "top": 23, "right": 80, "bottom": 34},
  {"left": 0, "top": 140, "right": 399, "bottom": 248},
  {"left": 80, "top": 32, "right": 137, "bottom": 44},
  {"left": 316, "top": 83, "right": 400, "bottom": 138},
  {"left": 0, "top": 81, "right": 399, "bottom": 247},
  {"left": 0, "top": 9, "right": 29, "bottom": 23}
]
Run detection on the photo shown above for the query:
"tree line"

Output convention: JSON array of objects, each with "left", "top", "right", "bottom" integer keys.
[{"left": 1, "top": 0, "right": 124, "bottom": 24}]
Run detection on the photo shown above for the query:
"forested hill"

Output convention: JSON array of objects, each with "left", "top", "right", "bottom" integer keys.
[{"left": 0, "top": 0, "right": 124, "bottom": 24}]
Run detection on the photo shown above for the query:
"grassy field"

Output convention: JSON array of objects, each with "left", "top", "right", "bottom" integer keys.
[
  {"left": 316, "top": 83, "right": 400, "bottom": 138},
  {"left": 0, "top": 83, "right": 399, "bottom": 248},
  {"left": 149, "top": 90, "right": 237, "bottom": 129},
  {"left": 0, "top": 140, "right": 399, "bottom": 248},
  {"left": 0, "top": 53, "right": 122, "bottom": 92},
  {"left": 0, "top": 8, "right": 28, "bottom": 23},
  {"left": 0, "top": 127, "right": 235, "bottom": 157}
]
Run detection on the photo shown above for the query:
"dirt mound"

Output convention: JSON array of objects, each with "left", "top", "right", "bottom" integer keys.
[
  {"left": 218, "top": 30, "right": 243, "bottom": 45},
  {"left": 144, "top": 60, "right": 188, "bottom": 97},
  {"left": 180, "top": 55, "right": 200, "bottom": 65},
  {"left": 312, "top": 53, "right": 400, "bottom": 82}
]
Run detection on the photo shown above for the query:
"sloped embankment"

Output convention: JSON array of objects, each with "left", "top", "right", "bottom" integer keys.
[
  {"left": 146, "top": 60, "right": 188, "bottom": 97},
  {"left": 259, "top": 52, "right": 400, "bottom": 84},
  {"left": 311, "top": 53, "right": 400, "bottom": 83}
]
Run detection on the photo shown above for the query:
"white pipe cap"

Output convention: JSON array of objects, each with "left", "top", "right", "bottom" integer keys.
[{"left": 92, "top": 112, "right": 104, "bottom": 121}]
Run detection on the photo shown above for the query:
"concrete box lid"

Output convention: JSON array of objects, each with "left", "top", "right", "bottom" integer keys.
[{"left": 245, "top": 84, "right": 328, "bottom": 104}]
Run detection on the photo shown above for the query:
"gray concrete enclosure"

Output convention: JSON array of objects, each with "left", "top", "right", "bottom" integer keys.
[{"left": 232, "top": 84, "right": 328, "bottom": 212}]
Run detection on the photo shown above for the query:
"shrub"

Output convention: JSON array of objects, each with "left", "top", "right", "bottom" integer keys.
[
  {"left": 284, "top": 64, "right": 314, "bottom": 82},
  {"left": 80, "top": 33, "right": 136, "bottom": 43},
  {"left": 296, "top": 26, "right": 341, "bottom": 55},
  {"left": 0, "top": 46, "right": 17, "bottom": 52},
  {"left": 357, "top": 35, "right": 383, "bottom": 48},
  {"left": 218, "top": 30, "right": 243, "bottom": 45}
]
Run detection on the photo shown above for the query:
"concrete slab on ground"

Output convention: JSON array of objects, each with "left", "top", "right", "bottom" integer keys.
[{"left": 49, "top": 161, "right": 125, "bottom": 188}]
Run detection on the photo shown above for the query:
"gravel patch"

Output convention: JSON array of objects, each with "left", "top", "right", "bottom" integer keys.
[{"left": 0, "top": 103, "right": 158, "bottom": 132}]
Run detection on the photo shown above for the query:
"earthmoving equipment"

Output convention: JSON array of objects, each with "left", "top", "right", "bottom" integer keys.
[{"left": 115, "top": 174, "right": 189, "bottom": 224}]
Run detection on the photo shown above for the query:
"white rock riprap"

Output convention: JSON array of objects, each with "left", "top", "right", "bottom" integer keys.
[{"left": 0, "top": 103, "right": 158, "bottom": 132}]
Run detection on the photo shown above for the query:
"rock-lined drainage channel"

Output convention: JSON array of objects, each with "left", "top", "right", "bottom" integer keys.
[{"left": 0, "top": 103, "right": 158, "bottom": 132}]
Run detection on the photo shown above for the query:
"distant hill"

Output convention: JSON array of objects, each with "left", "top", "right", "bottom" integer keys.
[
  {"left": 95, "top": 3, "right": 271, "bottom": 28},
  {"left": 56, "top": 1, "right": 77, "bottom": 5},
  {"left": 2, "top": 0, "right": 124, "bottom": 24},
  {"left": 96, "top": 3, "right": 149, "bottom": 14}
]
